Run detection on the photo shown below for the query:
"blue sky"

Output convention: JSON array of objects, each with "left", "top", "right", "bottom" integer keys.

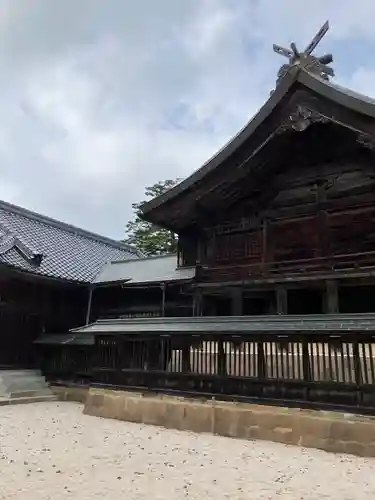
[{"left": 0, "top": 0, "right": 374, "bottom": 238}]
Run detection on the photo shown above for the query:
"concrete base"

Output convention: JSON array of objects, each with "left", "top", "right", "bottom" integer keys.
[
  {"left": 0, "top": 370, "right": 56, "bottom": 401},
  {"left": 84, "top": 388, "right": 375, "bottom": 457},
  {"left": 50, "top": 385, "right": 89, "bottom": 403}
]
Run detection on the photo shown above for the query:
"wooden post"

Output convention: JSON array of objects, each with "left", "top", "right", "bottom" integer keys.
[
  {"left": 192, "top": 288, "right": 196, "bottom": 316},
  {"left": 325, "top": 280, "right": 339, "bottom": 314},
  {"left": 182, "top": 337, "right": 191, "bottom": 373},
  {"left": 276, "top": 285, "right": 288, "bottom": 351},
  {"left": 196, "top": 235, "right": 203, "bottom": 265},
  {"left": 315, "top": 180, "right": 330, "bottom": 258},
  {"left": 302, "top": 339, "right": 311, "bottom": 381},
  {"left": 262, "top": 219, "right": 267, "bottom": 266},
  {"left": 231, "top": 288, "right": 243, "bottom": 316},
  {"left": 85, "top": 286, "right": 94, "bottom": 325},
  {"left": 161, "top": 283, "right": 166, "bottom": 317},
  {"left": 193, "top": 287, "right": 203, "bottom": 316},
  {"left": 257, "top": 342, "right": 266, "bottom": 378},
  {"left": 276, "top": 285, "right": 288, "bottom": 315},
  {"left": 217, "top": 339, "right": 227, "bottom": 376}
]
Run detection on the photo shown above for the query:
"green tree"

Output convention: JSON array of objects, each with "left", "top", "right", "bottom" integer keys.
[{"left": 124, "top": 179, "right": 180, "bottom": 256}]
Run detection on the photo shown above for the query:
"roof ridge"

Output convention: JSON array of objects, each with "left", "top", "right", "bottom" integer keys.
[
  {"left": 0, "top": 199, "right": 141, "bottom": 256},
  {"left": 140, "top": 67, "right": 300, "bottom": 217},
  {"left": 141, "top": 66, "right": 375, "bottom": 223}
]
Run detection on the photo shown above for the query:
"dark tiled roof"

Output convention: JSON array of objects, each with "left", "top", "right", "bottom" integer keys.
[
  {"left": 71, "top": 313, "right": 375, "bottom": 335},
  {"left": 93, "top": 254, "right": 195, "bottom": 285},
  {"left": 0, "top": 200, "right": 141, "bottom": 282},
  {"left": 34, "top": 333, "right": 94, "bottom": 346}
]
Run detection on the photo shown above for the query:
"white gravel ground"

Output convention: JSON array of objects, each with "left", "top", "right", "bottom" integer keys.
[{"left": 0, "top": 402, "right": 375, "bottom": 499}]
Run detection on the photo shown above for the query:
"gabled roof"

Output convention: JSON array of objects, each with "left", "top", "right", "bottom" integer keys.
[
  {"left": 141, "top": 65, "right": 375, "bottom": 229},
  {"left": 0, "top": 200, "right": 142, "bottom": 283},
  {"left": 93, "top": 253, "right": 195, "bottom": 285}
]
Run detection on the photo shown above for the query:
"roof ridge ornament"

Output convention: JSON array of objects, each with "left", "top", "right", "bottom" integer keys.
[{"left": 273, "top": 20, "right": 334, "bottom": 86}]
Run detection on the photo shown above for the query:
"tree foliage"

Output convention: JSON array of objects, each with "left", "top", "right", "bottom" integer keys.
[{"left": 124, "top": 179, "right": 180, "bottom": 256}]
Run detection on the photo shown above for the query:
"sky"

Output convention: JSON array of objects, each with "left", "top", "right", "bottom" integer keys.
[{"left": 1, "top": 0, "right": 375, "bottom": 239}]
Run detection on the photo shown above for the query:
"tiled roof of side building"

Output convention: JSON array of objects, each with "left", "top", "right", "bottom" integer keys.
[
  {"left": 0, "top": 200, "right": 142, "bottom": 283},
  {"left": 71, "top": 313, "right": 375, "bottom": 335}
]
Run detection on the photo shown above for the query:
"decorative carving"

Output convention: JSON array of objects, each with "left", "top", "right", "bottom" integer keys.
[
  {"left": 277, "top": 105, "right": 330, "bottom": 134},
  {"left": 357, "top": 132, "right": 375, "bottom": 150},
  {"left": 273, "top": 21, "right": 334, "bottom": 87},
  {"left": 310, "top": 179, "right": 335, "bottom": 199}
]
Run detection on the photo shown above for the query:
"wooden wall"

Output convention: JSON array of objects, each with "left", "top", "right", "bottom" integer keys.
[
  {"left": 91, "top": 283, "right": 193, "bottom": 320},
  {"left": 0, "top": 272, "right": 88, "bottom": 368},
  {"left": 178, "top": 157, "right": 375, "bottom": 282}
]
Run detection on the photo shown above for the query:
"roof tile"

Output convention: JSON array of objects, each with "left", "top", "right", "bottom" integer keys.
[{"left": 0, "top": 200, "right": 141, "bottom": 282}]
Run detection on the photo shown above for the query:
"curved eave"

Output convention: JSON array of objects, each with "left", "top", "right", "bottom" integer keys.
[
  {"left": 141, "top": 66, "right": 375, "bottom": 219},
  {"left": 299, "top": 70, "right": 375, "bottom": 118}
]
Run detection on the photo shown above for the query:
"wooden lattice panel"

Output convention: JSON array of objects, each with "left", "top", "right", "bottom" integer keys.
[
  {"left": 327, "top": 207, "right": 375, "bottom": 255},
  {"left": 270, "top": 216, "right": 319, "bottom": 262},
  {"left": 215, "top": 230, "right": 263, "bottom": 263}
]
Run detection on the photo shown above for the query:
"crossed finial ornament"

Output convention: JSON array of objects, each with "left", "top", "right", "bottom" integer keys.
[{"left": 273, "top": 21, "right": 334, "bottom": 85}]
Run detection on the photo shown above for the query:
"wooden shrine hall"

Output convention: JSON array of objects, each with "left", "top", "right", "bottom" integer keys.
[
  {"left": 139, "top": 28, "right": 375, "bottom": 319},
  {"left": 5, "top": 21, "right": 375, "bottom": 412}
]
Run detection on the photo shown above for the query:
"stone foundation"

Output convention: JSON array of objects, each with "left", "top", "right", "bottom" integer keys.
[
  {"left": 51, "top": 385, "right": 89, "bottom": 403},
  {"left": 0, "top": 370, "right": 56, "bottom": 404},
  {"left": 0, "top": 370, "right": 54, "bottom": 398},
  {"left": 84, "top": 388, "right": 375, "bottom": 457}
]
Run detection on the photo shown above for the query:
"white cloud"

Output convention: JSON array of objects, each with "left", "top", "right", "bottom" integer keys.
[{"left": 0, "top": 0, "right": 373, "bottom": 237}]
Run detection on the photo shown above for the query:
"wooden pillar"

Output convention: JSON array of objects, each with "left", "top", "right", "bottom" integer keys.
[
  {"left": 257, "top": 341, "right": 266, "bottom": 378},
  {"left": 315, "top": 180, "right": 330, "bottom": 258},
  {"left": 325, "top": 280, "right": 339, "bottom": 314},
  {"left": 262, "top": 219, "right": 268, "bottom": 266},
  {"left": 193, "top": 287, "right": 203, "bottom": 316},
  {"left": 182, "top": 338, "right": 191, "bottom": 373},
  {"left": 276, "top": 285, "right": 288, "bottom": 315},
  {"left": 196, "top": 236, "right": 203, "bottom": 265},
  {"left": 302, "top": 339, "right": 311, "bottom": 382},
  {"left": 217, "top": 339, "right": 227, "bottom": 376},
  {"left": 85, "top": 286, "right": 94, "bottom": 325},
  {"left": 230, "top": 288, "right": 243, "bottom": 316},
  {"left": 161, "top": 283, "right": 166, "bottom": 317}
]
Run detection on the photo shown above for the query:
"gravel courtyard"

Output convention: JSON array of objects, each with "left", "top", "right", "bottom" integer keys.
[{"left": 0, "top": 402, "right": 375, "bottom": 499}]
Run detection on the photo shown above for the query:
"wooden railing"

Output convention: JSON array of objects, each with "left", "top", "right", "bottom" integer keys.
[
  {"left": 39, "top": 315, "right": 375, "bottom": 415},
  {"left": 201, "top": 251, "right": 375, "bottom": 282},
  {"left": 90, "top": 329, "right": 375, "bottom": 415},
  {"left": 41, "top": 345, "right": 93, "bottom": 386}
]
